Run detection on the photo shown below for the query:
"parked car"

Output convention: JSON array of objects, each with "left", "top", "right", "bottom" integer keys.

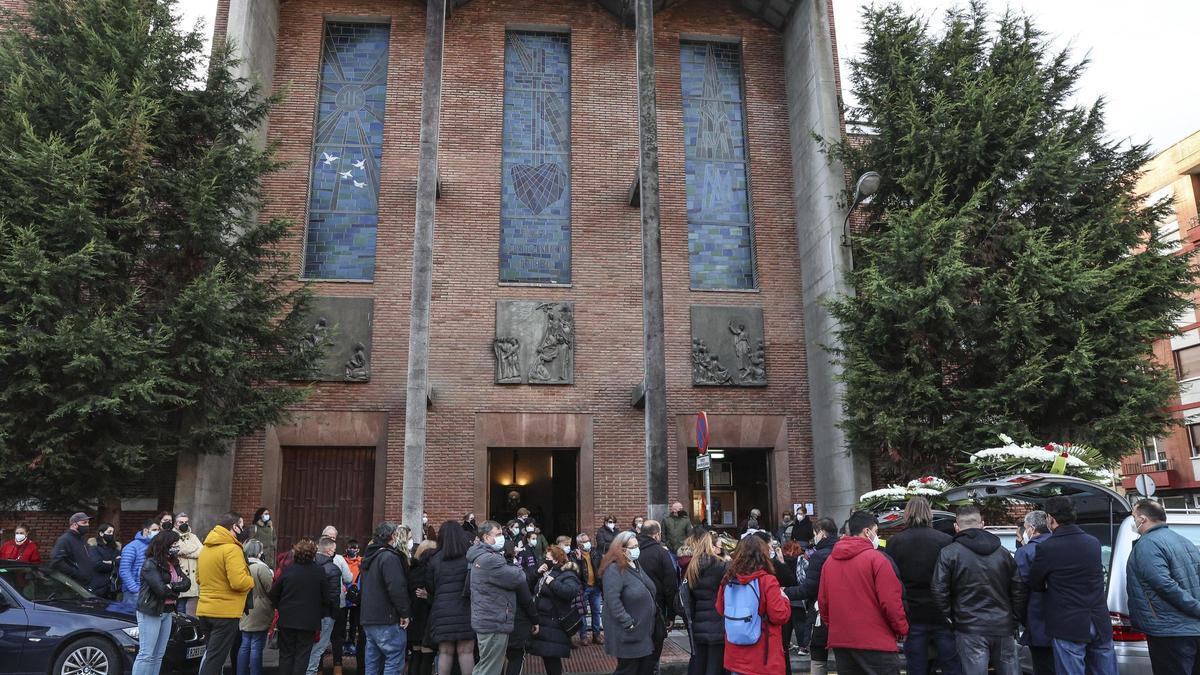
[
  {"left": 0, "top": 562, "right": 206, "bottom": 675},
  {"left": 943, "top": 473, "right": 1154, "bottom": 674}
]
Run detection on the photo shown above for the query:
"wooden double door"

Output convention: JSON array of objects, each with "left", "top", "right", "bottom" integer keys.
[{"left": 278, "top": 446, "right": 375, "bottom": 555}]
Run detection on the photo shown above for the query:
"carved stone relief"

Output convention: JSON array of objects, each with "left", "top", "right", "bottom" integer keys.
[
  {"left": 297, "top": 296, "right": 374, "bottom": 383},
  {"left": 495, "top": 300, "right": 574, "bottom": 385},
  {"left": 689, "top": 305, "right": 767, "bottom": 387}
]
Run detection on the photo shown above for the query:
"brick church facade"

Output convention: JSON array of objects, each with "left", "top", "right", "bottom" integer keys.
[{"left": 6, "top": 0, "right": 867, "bottom": 547}]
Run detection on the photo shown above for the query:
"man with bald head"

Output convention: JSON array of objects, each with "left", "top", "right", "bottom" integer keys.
[
  {"left": 663, "top": 501, "right": 693, "bottom": 554},
  {"left": 931, "top": 505, "right": 1027, "bottom": 675}
]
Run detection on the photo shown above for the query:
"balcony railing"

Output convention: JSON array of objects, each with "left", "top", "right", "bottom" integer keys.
[{"left": 1123, "top": 459, "right": 1175, "bottom": 475}]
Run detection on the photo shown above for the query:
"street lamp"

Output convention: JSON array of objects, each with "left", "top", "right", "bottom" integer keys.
[{"left": 841, "top": 171, "right": 881, "bottom": 247}]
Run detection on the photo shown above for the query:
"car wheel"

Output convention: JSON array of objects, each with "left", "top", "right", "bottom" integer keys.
[{"left": 51, "top": 637, "right": 121, "bottom": 675}]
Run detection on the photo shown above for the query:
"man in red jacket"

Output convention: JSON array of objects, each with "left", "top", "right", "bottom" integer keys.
[{"left": 818, "top": 511, "right": 908, "bottom": 675}]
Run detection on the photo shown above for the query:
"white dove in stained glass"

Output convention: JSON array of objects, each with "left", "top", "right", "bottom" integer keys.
[
  {"left": 339, "top": 170, "right": 353, "bottom": 180},
  {"left": 321, "top": 152, "right": 340, "bottom": 166},
  {"left": 352, "top": 159, "right": 366, "bottom": 170}
]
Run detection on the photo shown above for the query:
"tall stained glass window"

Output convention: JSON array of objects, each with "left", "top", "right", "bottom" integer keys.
[
  {"left": 680, "top": 41, "right": 755, "bottom": 290},
  {"left": 303, "top": 22, "right": 390, "bottom": 281},
  {"left": 499, "top": 32, "right": 571, "bottom": 284}
]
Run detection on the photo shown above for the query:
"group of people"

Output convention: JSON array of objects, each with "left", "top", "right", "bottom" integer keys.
[{"left": 806, "top": 496, "right": 1200, "bottom": 675}]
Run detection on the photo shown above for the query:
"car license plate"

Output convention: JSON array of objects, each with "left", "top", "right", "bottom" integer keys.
[{"left": 187, "top": 646, "right": 205, "bottom": 660}]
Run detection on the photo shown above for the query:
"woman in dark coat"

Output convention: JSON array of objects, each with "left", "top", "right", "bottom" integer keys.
[
  {"left": 407, "top": 540, "right": 437, "bottom": 675},
  {"left": 428, "top": 522, "right": 475, "bottom": 675},
  {"left": 681, "top": 530, "right": 727, "bottom": 675},
  {"left": 596, "top": 515, "right": 619, "bottom": 555},
  {"left": 269, "top": 539, "right": 336, "bottom": 675},
  {"left": 528, "top": 545, "right": 583, "bottom": 675},
  {"left": 600, "top": 531, "right": 659, "bottom": 675},
  {"left": 132, "top": 530, "right": 190, "bottom": 675}
]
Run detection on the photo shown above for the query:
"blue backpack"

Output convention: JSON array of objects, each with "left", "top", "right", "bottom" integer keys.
[{"left": 722, "top": 578, "right": 764, "bottom": 645}]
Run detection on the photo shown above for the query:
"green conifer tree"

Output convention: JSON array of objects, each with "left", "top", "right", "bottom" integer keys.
[
  {"left": 0, "top": 0, "right": 318, "bottom": 509},
  {"left": 827, "top": 2, "right": 1196, "bottom": 478}
]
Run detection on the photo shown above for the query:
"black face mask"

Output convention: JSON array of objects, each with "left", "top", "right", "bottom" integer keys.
[
  {"left": 178, "top": 523, "right": 190, "bottom": 533},
  {"left": 161, "top": 521, "right": 173, "bottom": 531},
  {"left": 236, "top": 527, "right": 249, "bottom": 543},
  {"left": 102, "top": 534, "right": 115, "bottom": 545},
  {"left": 347, "top": 549, "right": 359, "bottom": 559},
  {"left": 77, "top": 525, "right": 90, "bottom": 536}
]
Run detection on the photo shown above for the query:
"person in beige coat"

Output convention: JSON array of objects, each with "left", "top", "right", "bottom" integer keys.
[
  {"left": 239, "top": 539, "right": 275, "bottom": 675},
  {"left": 175, "top": 512, "right": 202, "bottom": 615}
]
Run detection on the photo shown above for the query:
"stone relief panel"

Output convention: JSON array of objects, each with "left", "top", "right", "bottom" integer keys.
[
  {"left": 690, "top": 305, "right": 767, "bottom": 387},
  {"left": 494, "top": 300, "right": 574, "bottom": 385},
  {"left": 298, "top": 296, "right": 374, "bottom": 383}
]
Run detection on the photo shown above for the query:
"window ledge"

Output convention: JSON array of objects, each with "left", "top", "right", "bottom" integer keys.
[
  {"left": 298, "top": 277, "right": 374, "bottom": 284},
  {"left": 689, "top": 287, "right": 761, "bottom": 294},
  {"left": 498, "top": 282, "right": 573, "bottom": 289}
]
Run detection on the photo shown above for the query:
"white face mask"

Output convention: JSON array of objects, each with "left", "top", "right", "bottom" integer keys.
[
  {"left": 511, "top": 527, "right": 521, "bottom": 536},
  {"left": 14, "top": 533, "right": 26, "bottom": 544},
  {"left": 868, "top": 531, "right": 880, "bottom": 549},
  {"left": 422, "top": 516, "right": 429, "bottom": 524},
  {"left": 560, "top": 544, "right": 571, "bottom": 554},
  {"left": 526, "top": 526, "right": 535, "bottom": 533},
  {"left": 627, "top": 547, "right": 641, "bottom": 561},
  {"left": 262, "top": 514, "right": 271, "bottom": 523},
  {"left": 491, "top": 535, "right": 506, "bottom": 551},
  {"left": 606, "top": 523, "right": 615, "bottom": 531},
  {"left": 582, "top": 542, "right": 592, "bottom": 552}
]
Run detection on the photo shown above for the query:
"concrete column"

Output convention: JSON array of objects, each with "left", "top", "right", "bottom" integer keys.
[
  {"left": 783, "top": 0, "right": 870, "bottom": 522},
  {"left": 635, "top": 0, "right": 670, "bottom": 522},
  {"left": 174, "top": 0, "right": 280, "bottom": 533},
  {"left": 402, "top": 0, "right": 447, "bottom": 534}
]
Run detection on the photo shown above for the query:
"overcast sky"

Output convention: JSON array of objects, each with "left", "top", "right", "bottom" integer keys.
[{"left": 176, "top": 0, "right": 1197, "bottom": 153}]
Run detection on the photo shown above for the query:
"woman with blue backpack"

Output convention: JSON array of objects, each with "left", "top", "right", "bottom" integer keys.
[{"left": 715, "top": 536, "right": 792, "bottom": 675}]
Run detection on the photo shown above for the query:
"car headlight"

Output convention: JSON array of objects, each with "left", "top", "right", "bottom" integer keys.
[{"left": 121, "top": 627, "right": 139, "bottom": 640}]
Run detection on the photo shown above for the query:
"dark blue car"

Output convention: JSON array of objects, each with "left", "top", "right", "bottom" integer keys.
[{"left": 0, "top": 562, "right": 206, "bottom": 675}]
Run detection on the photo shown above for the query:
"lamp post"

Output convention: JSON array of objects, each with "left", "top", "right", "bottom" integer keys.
[{"left": 841, "top": 171, "right": 881, "bottom": 247}]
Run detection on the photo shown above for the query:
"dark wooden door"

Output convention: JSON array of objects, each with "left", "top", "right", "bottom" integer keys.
[{"left": 279, "top": 446, "right": 375, "bottom": 555}]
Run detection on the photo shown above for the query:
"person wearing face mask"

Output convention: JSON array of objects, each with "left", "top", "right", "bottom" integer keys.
[
  {"left": 157, "top": 511, "right": 175, "bottom": 532},
  {"left": 248, "top": 508, "right": 277, "bottom": 568},
  {"left": 570, "top": 532, "right": 604, "bottom": 646},
  {"left": 818, "top": 511, "right": 908, "bottom": 675},
  {"left": 119, "top": 518, "right": 161, "bottom": 606},
  {"left": 1012, "top": 510, "right": 1053, "bottom": 675},
  {"left": 197, "top": 512, "right": 255, "bottom": 675},
  {"left": 134, "top": 529, "right": 191, "bottom": 675},
  {"left": 88, "top": 523, "right": 120, "bottom": 599},
  {"left": 239, "top": 539, "right": 275, "bottom": 675},
  {"left": 630, "top": 517, "right": 645, "bottom": 535},
  {"left": 528, "top": 542, "right": 583, "bottom": 675},
  {"left": 596, "top": 515, "right": 619, "bottom": 555},
  {"left": 174, "top": 512, "right": 202, "bottom": 614},
  {"left": 1126, "top": 498, "right": 1200, "bottom": 673},
  {"left": 599, "top": 530, "right": 658, "bottom": 675},
  {"left": 341, "top": 540, "right": 363, "bottom": 658},
  {"left": 931, "top": 505, "right": 1026, "bottom": 675},
  {"left": 526, "top": 525, "right": 548, "bottom": 561},
  {"left": 1, "top": 523, "right": 41, "bottom": 563},
  {"left": 664, "top": 502, "right": 694, "bottom": 555},
  {"left": 272, "top": 539, "right": 338, "bottom": 675},
  {"left": 883, "top": 497, "right": 962, "bottom": 675},
  {"left": 467, "top": 520, "right": 529, "bottom": 675},
  {"left": 462, "top": 512, "right": 478, "bottom": 535},
  {"left": 311, "top": 526, "right": 354, "bottom": 675},
  {"left": 635, "top": 520, "right": 679, "bottom": 667},
  {"left": 511, "top": 533, "right": 538, "bottom": 577},
  {"left": 52, "top": 512, "right": 97, "bottom": 587},
  {"left": 421, "top": 512, "right": 437, "bottom": 542},
  {"left": 359, "top": 522, "right": 412, "bottom": 675},
  {"left": 781, "top": 518, "right": 837, "bottom": 675}
]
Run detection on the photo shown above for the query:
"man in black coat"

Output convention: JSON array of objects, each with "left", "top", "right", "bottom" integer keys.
[
  {"left": 931, "top": 505, "right": 1027, "bottom": 675},
  {"left": 51, "top": 512, "right": 95, "bottom": 586},
  {"left": 637, "top": 521, "right": 679, "bottom": 664},
  {"left": 885, "top": 497, "right": 963, "bottom": 675},
  {"left": 1029, "top": 496, "right": 1117, "bottom": 675},
  {"left": 784, "top": 517, "right": 837, "bottom": 675},
  {"left": 359, "top": 523, "right": 412, "bottom": 675}
]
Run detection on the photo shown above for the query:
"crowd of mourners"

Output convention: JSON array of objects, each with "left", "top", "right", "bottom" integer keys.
[{"left": 5, "top": 494, "right": 1200, "bottom": 675}]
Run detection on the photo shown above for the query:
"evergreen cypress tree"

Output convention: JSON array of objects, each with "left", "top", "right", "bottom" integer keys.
[
  {"left": 827, "top": 1, "right": 1197, "bottom": 478},
  {"left": 0, "top": 0, "right": 319, "bottom": 508}
]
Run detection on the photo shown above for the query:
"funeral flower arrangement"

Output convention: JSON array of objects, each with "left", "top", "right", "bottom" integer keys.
[
  {"left": 857, "top": 475, "right": 952, "bottom": 511},
  {"left": 959, "top": 433, "right": 1111, "bottom": 482}
]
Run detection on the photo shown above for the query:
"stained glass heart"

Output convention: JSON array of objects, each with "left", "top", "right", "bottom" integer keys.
[{"left": 511, "top": 162, "right": 567, "bottom": 215}]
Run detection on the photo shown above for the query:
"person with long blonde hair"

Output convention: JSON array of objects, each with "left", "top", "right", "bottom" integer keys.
[{"left": 681, "top": 528, "right": 727, "bottom": 675}]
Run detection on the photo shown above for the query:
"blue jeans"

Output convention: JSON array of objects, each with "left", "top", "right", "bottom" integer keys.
[
  {"left": 363, "top": 623, "right": 407, "bottom": 675},
  {"left": 237, "top": 630, "right": 267, "bottom": 675},
  {"left": 306, "top": 616, "right": 336, "bottom": 675},
  {"left": 1052, "top": 625, "right": 1117, "bottom": 675},
  {"left": 582, "top": 587, "right": 603, "bottom": 637},
  {"left": 904, "top": 623, "right": 963, "bottom": 675},
  {"left": 132, "top": 612, "right": 173, "bottom": 675}
]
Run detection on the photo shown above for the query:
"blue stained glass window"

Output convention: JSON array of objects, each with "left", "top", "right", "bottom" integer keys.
[
  {"left": 680, "top": 42, "right": 756, "bottom": 290},
  {"left": 303, "top": 22, "right": 390, "bottom": 281},
  {"left": 499, "top": 33, "right": 571, "bottom": 284}
]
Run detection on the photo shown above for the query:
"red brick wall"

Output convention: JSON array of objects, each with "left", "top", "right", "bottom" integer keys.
[
  {"left": 223, "top": 0, "right": 813, "bottom": 532},
  {"left": 0, "top": 510, "right": 158, "bottom": 553}
]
